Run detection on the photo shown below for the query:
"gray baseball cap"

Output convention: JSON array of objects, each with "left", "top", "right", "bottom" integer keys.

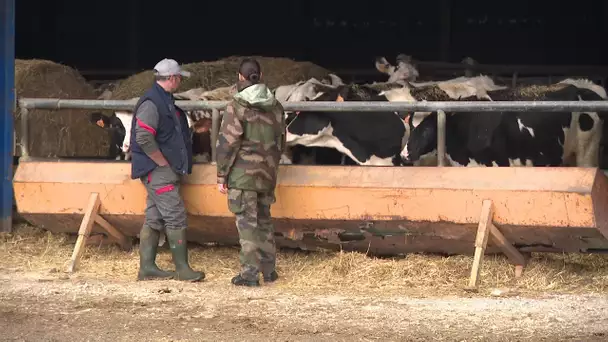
[{"left": 153, "top": 58, "right": 191, "bottom": 77}]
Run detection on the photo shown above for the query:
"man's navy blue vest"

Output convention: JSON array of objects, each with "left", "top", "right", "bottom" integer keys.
[{"left": 130, "top": 82, "right": 193, "bottom": 179}]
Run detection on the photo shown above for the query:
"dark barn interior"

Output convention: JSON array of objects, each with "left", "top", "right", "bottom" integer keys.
[{"left": 15, "top": 0, "right": 608, "bottom": 82}]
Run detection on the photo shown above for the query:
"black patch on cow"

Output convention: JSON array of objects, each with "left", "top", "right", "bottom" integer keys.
[
  {"left": 192, "top": 131, "right": 211, "bottom": 157},
  {"left": 288, "top": 84, "right": 405, "bottom": 166},
  {"left": 89, "top": 111, "right": 127, "bottom": 159},
  {"left": 287, "top": 111, "right": 332, "bottom": 137},
  {"left": 578, "top": 113, "right": 594, "bottom": 132},
  {"left": 290, "top": 146, "right": 356, "bottom": 165},
  {"left": 574, "top": 86, "right": 608, "bottom": 168},
  {"left": 404, "top": 83, "right": 602, "bottom": 167}
]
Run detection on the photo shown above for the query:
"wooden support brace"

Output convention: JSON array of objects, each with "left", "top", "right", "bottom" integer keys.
[
  {"left": 466, "top": 200, "right": 493, "bottom": 291},
  {"left": 465, "top": 199, "right": 527, "bottom": 291},
  {"left": 66, "top": 192, "right": 131, "bottom": 273}
]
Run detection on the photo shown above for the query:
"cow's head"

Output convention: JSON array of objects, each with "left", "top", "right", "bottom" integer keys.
[
  {"left": 375, "top": 54, "right": 419, "bottom": 83},
  {"left": 283, "top": 80, "right": 348, "bottom": 124},
  {"left": 89, "top": 111, "right": 111, "bottom": 129},
  {"left": 400, "top": 111, "right": 439, "bottom": 164},
  {"left": 191, "top": 117, "right": 212, "bottom": 134},
  {"left": 321, "top": 73, "right": 345, "bottom": 87},
  {"left": 89, "top": 111, "right": 130, "bottom": 153}
]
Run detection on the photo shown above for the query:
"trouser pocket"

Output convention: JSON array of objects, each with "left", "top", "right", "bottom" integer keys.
[{"left": 227, "top": 189, "right": 245, "bottom": 215}]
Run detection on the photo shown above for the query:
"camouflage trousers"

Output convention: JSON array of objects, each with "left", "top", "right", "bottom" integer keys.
[{"left": 227, "top": 188, "right": 277, "bottom": 281}]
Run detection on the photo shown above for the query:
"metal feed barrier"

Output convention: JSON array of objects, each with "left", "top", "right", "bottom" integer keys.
[
  {"left": 12, "top": 98, "right": 608, "bottom": 289},
  {"left": 17, "top": 98, "right": 608, "bottom": 166}
]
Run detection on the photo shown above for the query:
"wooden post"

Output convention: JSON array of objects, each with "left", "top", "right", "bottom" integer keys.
[
  {"left": 466, "top": 200, "right": 527, "bottom": 291},
  {"left": 66, "top": 192, "right": 131, "bottom": 273},
  {"left": 467, "top": 200, "right": 493, "bottom": 290}
]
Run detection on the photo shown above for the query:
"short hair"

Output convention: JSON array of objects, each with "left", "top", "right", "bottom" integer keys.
[{"left": 155, "top": 75, "right": 172, "bottom": 81}]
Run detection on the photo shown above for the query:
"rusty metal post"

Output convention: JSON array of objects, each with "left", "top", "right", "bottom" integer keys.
[
  {"left": 211, "top": 109, "right": 220, "bottom": 163},
  {"left": 19, "top": 107, "right": 28, "bottom": 158},
  {"left": 437, "top": 110, "right": 446, "bottom": 166}
]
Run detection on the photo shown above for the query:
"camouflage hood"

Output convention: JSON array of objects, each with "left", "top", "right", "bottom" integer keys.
[{"left": 233, "top": 83, "right": 277, "bottom": 109}]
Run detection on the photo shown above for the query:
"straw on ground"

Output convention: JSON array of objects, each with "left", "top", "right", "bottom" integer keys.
[
  {"left": 2, "top": 223, "right": 608, "bottom": 297},
  {"left": 2, "top": 224, "right": 608, "bottom": 341}
]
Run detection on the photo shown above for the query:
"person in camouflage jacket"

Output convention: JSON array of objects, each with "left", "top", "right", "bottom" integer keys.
[{"left": 216, "top": 58, "right": 286, "bottom": 287}]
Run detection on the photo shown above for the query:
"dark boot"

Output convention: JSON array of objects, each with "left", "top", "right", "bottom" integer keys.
[
  {"left": 263, "top": 271, "right": 279, "bottom": 283},
  {"left": 137, "top": 226, "right": 174, "bottom": 281},
  {"left": 165, "top": 228, "right": 205, "bottom": 282},
  {"left": 231, "top": 274, "right": 260, "bottom": 287}
]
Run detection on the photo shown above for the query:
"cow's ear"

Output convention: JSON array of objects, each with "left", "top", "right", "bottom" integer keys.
[
  {"left": 466, "top": 112, "right": 503, "bottom": 154},
  {"left": 311, "top": 82, "right": 346, "bottom": 101},
  {"left": 375, "top": 57, "right": 392, "bottom": 74},
  {"left": 88, "top": 112, "right": 109, "bottom": 127}
]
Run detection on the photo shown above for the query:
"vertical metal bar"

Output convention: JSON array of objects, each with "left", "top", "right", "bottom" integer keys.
[
  {"left": 437, "top": 110, "right": 446, "bottom": 166},
  {"left": 1, "top": 0, "right": 15, "bottom": 232},
  {"left": 511, "top": 72, "right": 518, "bottom": 88},
  {"left": 211, "top": 109, "right": 220, "bottom": 163},
  {"left": 19, "top": 107, "right": 28, "bottom": 157}
]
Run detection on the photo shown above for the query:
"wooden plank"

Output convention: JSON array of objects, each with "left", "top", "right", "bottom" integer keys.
[
  {"left": 489, "top": 223, "right": 527, "bottom": 266},
  {"left": 489, "top": 222, "right": 527, "bottom": 278},
  {"left": 66, "top": 193, "right": 100, "bottom": 273},
  {"left": 94, "top": 214, "right": 131, "bottom": 251},
  {"left": 466, "top": 200, "right": 493, "bottom": 290}
]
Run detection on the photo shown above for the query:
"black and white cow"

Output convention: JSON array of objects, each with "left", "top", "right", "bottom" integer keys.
[
  {"left": 280, "top": 74, "right": 510, "bottom": 166},
  {"left": 401, "top": 78, "right": 608, "bottom": 167},
  {"left": 273, "top": 74, "right": 345, "bottom": 104},
  {"left": 89, "top": 108, "right": 212, "bottom": 162},
  {"left": 375, "top": 54, "right": 420, "bottom": 83},
  {"left": 276, "top": 75, "right": 359, "bottom": 165},
  {"left": 88, "top": 111, "right": 129, "bottom": 160},
  {"left": 285, "top": 83, "right": 409, "bottom": 166}
]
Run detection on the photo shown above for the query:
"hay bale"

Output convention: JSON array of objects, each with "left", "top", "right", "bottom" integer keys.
[
  {"left": 110, "top": 56, "right": 333, "bottom": 100},
  {"left": 14, "top": 59, "right": 111, "bottom": 158}
]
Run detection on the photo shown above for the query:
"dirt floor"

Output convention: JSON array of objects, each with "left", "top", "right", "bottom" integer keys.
[{"left": 1, "top": 224, "right": 608, "bottom": 342}]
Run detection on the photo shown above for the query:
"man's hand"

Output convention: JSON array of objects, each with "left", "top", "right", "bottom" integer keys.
[
  {"left": 149, "top": 150, "right": 169, "bottom": 166},
  {"left": 218, "top": 183, "right": 227, "bottom": 194}
]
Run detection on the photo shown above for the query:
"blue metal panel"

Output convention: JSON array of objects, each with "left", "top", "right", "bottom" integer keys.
[{"left": 1, "top": 0, "right": 15, "bottom": 232}]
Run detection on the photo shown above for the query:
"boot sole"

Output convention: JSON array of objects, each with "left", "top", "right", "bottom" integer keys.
[
  {"left": 137, "top": 274, "right": 175, "bottom": 281},
  {"left": 175, "top": 274, "right": 205, "bottom": 282},
  {"left": 232, "top": 282, "right": 260, "bottom": 287}
]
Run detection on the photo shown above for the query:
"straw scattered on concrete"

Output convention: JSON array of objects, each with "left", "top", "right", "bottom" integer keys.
[{"left": 2, "top": 224, "right": 608, "bottom": 297}]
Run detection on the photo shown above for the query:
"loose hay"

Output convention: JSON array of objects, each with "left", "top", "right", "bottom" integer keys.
[
  {"left": 14, "top": 59, "right": 111, "bottom": 157},
  {"left": 110, "top": 56, "right": 333, "bottom": 100},
  {"left": 2, "top": 224, "right": 608, "bottom": 297}
]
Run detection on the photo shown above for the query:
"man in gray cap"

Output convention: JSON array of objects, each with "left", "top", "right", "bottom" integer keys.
[{"left": 129, "top": 58, "right": 204, "bottom": 282}]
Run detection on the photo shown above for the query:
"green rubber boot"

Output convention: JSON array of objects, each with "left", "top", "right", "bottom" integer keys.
[
  {"left": 137, "top": 226, "right": 174, "bottom": 281},
  {"left": 166, "top": 228, "right": 205, "bottom": 282}
]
